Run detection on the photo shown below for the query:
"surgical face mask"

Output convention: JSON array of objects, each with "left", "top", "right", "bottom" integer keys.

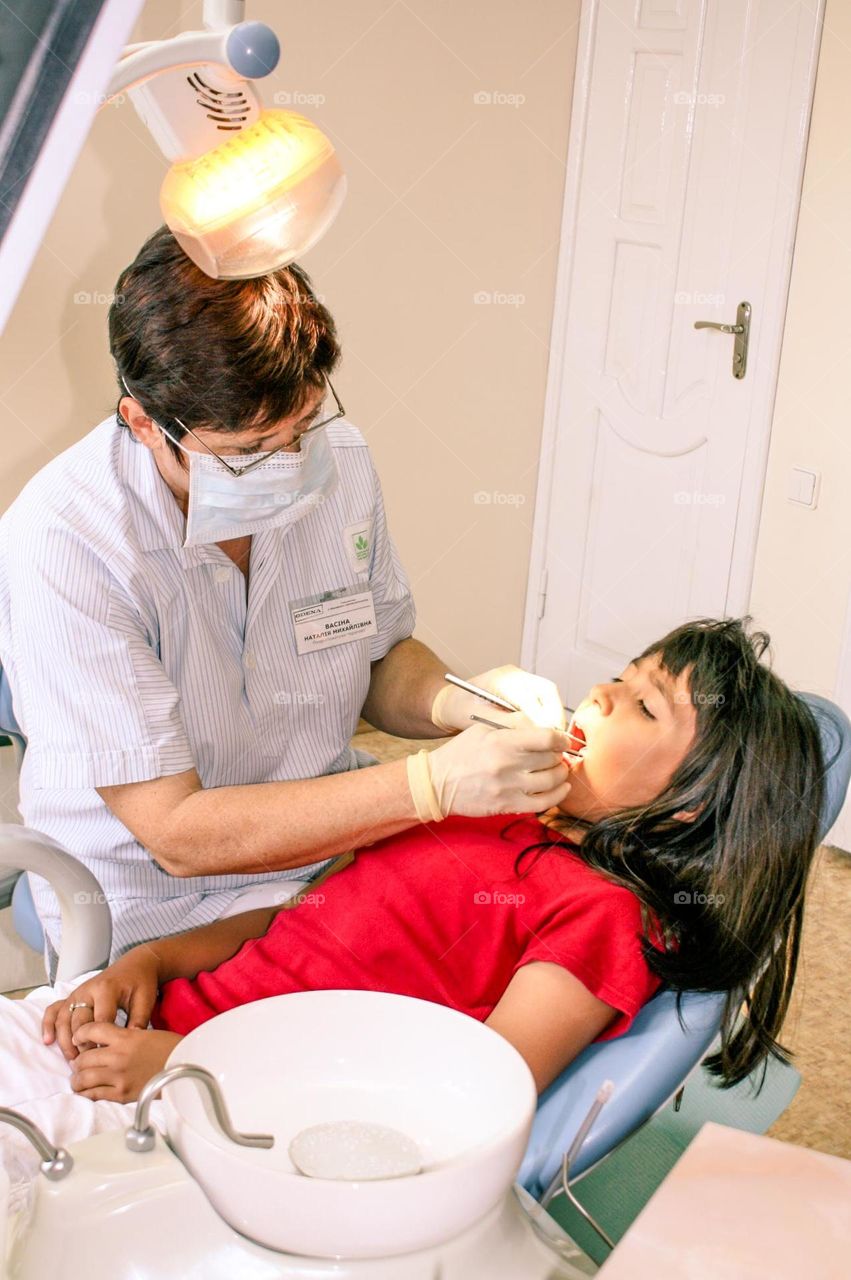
[
  {"left": 119, "top": 372, "right": 341, "bottom": 547},
  {"left": 168, "top": 427, "right": 339, "bottom": 547}
]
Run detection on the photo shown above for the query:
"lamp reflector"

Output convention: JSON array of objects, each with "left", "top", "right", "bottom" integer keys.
[{"left": 160, "top": 108, "right": 346, "bottom": 278}]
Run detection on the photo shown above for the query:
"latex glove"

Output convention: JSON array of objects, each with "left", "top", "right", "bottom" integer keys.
[
  {"left": 431, "top": 664, "right": 567, "bottom": 735},
  {"left": 419, "top": 721, "right": 573, "bottom": 818}
]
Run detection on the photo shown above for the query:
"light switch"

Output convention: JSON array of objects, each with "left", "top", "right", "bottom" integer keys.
[{"left": 787, "top": 466, "right": 819, "bottom": 508}]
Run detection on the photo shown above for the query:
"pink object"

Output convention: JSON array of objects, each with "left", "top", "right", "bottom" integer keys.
[{"left": 599, "top": 1121, "right": 851, "bottom": 1278}]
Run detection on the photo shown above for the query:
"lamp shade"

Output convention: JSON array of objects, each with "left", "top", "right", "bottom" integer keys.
[{"left": 159, "top": 108, "right": 346, "bottom": 278}]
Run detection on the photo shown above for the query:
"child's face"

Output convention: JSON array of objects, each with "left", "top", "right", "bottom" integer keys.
[{"left": 556, "top": 652, "right": 698, "bottom": 825}]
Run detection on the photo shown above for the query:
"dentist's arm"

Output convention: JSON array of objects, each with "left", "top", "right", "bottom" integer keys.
[
  {"left": 361, "top": 636, "right": 452, "bottom": 738},
  {"left": 96, "top": 723, "right": 573, "bottom": 878}
]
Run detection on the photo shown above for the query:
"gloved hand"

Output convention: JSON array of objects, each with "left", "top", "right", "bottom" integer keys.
[
  {"left": 407, "top": 720, "right": 573, "bottom": 820},
  {"left": 431, "top": 664, "right": 567, "bottom": 735}
]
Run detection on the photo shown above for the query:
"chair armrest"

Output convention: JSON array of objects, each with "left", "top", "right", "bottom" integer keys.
[{"left": 0, "top": 825, "right": 111, "bottom": 982}]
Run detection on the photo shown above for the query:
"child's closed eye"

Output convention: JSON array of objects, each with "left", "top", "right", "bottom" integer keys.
[{"left": 611, "top": 676, "right": 655, "bottom": 720}]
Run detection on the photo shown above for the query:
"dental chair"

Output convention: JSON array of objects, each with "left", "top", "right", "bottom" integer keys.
[{"left": 1, "top": 665, "right": 849, "bottom": 1227}]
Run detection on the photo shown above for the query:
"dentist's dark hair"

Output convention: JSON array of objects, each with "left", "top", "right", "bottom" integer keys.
[
  {"left": 108, "top": 224, "right": 340, "bottom": 461},
  {"left": 510, "top": 617, "right": 825, "bottom": 1089}
]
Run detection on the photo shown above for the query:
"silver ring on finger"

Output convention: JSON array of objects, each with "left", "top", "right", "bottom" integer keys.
[{"left": 68, "top": 1002, "right": 92, "bottom": 1013}]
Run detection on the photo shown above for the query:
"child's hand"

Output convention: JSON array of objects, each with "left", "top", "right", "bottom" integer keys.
[
  {"left": 69, "top": 1024, "right": 183, "bottom": 1102},
  {"left": 42, "top": 948, "right": 161, "bottom": 1061}
]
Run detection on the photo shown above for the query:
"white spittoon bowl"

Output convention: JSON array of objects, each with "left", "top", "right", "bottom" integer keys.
[{"left": 162, "top": 990, "right": 537, "bottom": 1258}]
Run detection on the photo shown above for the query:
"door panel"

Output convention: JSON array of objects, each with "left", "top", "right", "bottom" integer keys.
[{"left": 524, "top": 0, "right": 824, "bottom": 708}]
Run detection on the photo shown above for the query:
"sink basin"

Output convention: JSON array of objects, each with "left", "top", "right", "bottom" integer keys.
[{"left": 162, "top": 990, "right": 537, "bottom": 1258}]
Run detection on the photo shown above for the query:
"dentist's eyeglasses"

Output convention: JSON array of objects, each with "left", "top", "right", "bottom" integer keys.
[
  {"left": 171, "top": 379, "right": 346, "bottom": 478},
  {"left": 120, "top": 372, "right": 345, "bottom": 478}
]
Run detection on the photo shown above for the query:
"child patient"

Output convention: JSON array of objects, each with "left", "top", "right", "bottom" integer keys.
[{"left": 36, "top": 617, "right": 824, "bottom": 1106}]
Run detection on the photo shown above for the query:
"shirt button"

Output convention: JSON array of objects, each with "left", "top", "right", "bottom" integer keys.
[
  {"left": 214, "top": 566, "right": 230, "bottom": 584},
  {"left": 245, "top": 652, "right": 257, "bottom": 670}
]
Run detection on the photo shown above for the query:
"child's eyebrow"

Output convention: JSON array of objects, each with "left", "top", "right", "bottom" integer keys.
[
  {"left": 628, "top": 659, "right": 675, "bottom": 710},
  {"left": 647, "top": 669, "right": 675, "bottom": 709}
]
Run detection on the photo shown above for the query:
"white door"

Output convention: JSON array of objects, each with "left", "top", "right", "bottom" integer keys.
[{"left": 522, "top": 0, "right": 824, "bottom": 708}]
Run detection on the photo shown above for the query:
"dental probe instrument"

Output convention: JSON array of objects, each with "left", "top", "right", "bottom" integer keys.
[
  {"left": 444, "top": 673, "right": 522, "bottom": 714},
  {"left": 469, "top": 713, "right": 585, "bottom": 760}
]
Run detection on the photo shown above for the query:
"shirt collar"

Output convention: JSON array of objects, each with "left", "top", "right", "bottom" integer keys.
[{"left": 120, "top": 421, "right": 198, "bottom": 555}]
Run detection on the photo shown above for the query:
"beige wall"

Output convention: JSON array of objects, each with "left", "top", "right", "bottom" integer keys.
[
  {"left": 7, "top": 0, "right": 847, "bottom": 700},
  {"left": 0, "top": 0, "right": 580, "bottom": 677},
  {"left": 750, "top": 0, "right": 851, "bottom": 698}
]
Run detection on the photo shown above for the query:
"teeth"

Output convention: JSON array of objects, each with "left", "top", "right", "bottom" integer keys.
[{"left": 566, "top": 716, "right": 586, "bottom": 756}]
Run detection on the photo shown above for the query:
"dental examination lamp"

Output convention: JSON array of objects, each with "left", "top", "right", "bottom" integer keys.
[
  {"left": 109, "top": 0, "right": 346, "bottom": 279},
  {"left": 0, "top": 1, "right": 345, "bottom": 335}
]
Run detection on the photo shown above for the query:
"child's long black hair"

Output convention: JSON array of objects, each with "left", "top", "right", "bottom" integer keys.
[{"left": 510, "top": 617, "right": 825, "bottom": 1089}]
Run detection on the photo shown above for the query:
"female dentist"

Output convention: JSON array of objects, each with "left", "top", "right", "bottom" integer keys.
[{"left": 0, "top": 226, "right": 573, "bottom": 970}]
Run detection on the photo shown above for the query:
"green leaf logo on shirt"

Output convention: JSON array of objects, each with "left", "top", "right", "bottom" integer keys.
[{"left": 352, "top": 533, "right": 370, "bottom": 561}]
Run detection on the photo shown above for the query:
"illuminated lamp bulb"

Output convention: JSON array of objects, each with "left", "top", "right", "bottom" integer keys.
[{"left": 160, "top": 108, "right": 346, "bottom": 279}]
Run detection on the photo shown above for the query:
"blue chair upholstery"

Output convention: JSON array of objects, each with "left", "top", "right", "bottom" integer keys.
[
  {"left": 0, "top": 666, "right": 30, "bottom": 936},
  {"left": 11, "top": 871, "right": 43, "bottom": 952},
  {"left": 0, "top": 667, "right": 41, "bottom": 952},
  {"left": 518, "top": 690, "right": 851, "bottom": 1199},
  {"left": 519, "top": 988, "right": 727, "bottom": 1199},
  {"left": 0, "top": 866, "right": 18, "bottom": 912},
  {"left": 0, "top": 665, "right": 21, "bottom": 757}
]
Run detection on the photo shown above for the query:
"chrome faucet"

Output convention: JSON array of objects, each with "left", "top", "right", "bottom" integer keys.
[
  {"left": 0, "top": 1108, "right": 73, "bottom": 1180},
  {"left": 125, "top": 1063, "right": 274, "bottom": 1153}
]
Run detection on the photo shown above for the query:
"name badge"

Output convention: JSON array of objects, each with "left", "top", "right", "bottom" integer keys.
[{"left": 290, "top": 585, "right": 378, "bottom": 655}]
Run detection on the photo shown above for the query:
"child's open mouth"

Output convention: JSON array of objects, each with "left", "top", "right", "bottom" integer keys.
[{"left": 565, "top": 718, "right": 587, "bottom": 760}]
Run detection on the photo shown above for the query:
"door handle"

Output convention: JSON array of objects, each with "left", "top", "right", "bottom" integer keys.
[{"left": 694, "top": 300, "right": 751, "bottom": 379}]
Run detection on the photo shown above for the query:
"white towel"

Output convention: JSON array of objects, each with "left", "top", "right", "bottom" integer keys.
[
  {"left": 0, "top": 880, "right": 313, "bottom": 1215},
  {"left": 0, "top": 974, "right": 165, "bottom": 1214}
]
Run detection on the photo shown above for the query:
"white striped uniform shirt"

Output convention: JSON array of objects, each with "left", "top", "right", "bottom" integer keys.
[{"left": 0, "top": 415, "right": 416, "bottom": 959}]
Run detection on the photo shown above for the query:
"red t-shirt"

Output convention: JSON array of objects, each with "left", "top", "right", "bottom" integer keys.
[{"left": 151, "top": 815, "right": 663, "bottom": 1038}]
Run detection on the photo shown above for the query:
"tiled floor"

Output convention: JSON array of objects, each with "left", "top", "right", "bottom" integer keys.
[{"left": 765, "top": 844, "right": 851, "bottom": 1159}]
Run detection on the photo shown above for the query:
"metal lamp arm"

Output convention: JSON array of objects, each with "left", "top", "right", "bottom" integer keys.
[{"left": 103, "top": 27, "right": 269, "bottom": 103}]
